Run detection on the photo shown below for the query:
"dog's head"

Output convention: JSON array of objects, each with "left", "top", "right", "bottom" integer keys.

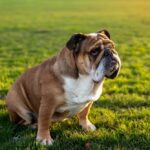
[{"left": 66, "top": 30, "right": 121, "bottom": 82}]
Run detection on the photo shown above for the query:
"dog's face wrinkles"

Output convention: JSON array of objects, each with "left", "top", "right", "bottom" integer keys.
[{"left": 66, "top": 30, "right": 121, "bottom": 82}]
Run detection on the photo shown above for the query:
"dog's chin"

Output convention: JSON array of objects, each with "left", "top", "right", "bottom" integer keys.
[{"left": 105, "top": 67, "right": 120, "bottom": 79}]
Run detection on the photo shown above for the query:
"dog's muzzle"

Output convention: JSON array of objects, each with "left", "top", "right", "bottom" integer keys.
[{"left": 104, "top": 49, "right": 121, "bottom": 79}]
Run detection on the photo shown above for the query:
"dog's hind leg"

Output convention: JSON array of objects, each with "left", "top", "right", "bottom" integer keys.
[
  {"left": 6, "top": 89, "right": 37, "bottom": 126},
  {"left": 7, "top": 105, "right": 35, "bottom": 125},
  {"left": 17, "top": 108, "right": 37, "bottom": 125},
  {"left": 7, "top": 108, "right": 21, "bottom": 123}
]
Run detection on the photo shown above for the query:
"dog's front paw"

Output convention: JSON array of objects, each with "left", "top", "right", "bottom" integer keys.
[
  {"left": 80, "top": 120, "right": 96, "bottom": 131},
  {"left": 36, "top": 134, "right": 54, "bottom": 146}
]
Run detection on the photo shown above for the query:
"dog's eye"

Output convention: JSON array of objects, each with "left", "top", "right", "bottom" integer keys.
[{"left": 90, "top": 47, "right": 100, "bottom": 56}]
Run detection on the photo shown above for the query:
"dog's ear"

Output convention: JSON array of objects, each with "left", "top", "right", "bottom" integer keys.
[
  {"left": 66, "top": 33, "right": 86, "bottom": 53},
  {"left": 97, "top": 29, "right": 110, "bottom": 39}
]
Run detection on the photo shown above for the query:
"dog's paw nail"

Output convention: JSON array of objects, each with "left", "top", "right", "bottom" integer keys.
[
  {"left": 88, "top": 124, "right": 96, "bottom": 131},
  {"left": 41, "top": 138, "right": 54, "bottom": 146},
  {"left": 82, "top": 123, "right": 96, "bottom": 131},
  {"left": 36, "top": 136, "right": 54, "bottom": 146}
]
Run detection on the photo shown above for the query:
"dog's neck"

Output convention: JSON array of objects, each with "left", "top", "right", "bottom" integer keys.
[{"left": 55, "top": 47, "right": 79, "bottom": 79}]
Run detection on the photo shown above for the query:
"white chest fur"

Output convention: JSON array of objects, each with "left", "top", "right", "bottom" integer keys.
[{"left": 57, "top": 75, "right": 103, "bottom": 116}]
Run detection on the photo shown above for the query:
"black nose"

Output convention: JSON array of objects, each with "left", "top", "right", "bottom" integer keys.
[{"left": 104, "top": 48, "right": 113, "bottom": 57}]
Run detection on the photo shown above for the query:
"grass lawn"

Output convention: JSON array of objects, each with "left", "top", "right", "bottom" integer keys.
[{"left": 0, "top": 0, "right": 150, "bottom": 149}]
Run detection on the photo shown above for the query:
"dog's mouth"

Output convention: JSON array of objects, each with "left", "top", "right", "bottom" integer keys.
[
  {"left": 105, "top": 59, "right": 120, "bottom": 79},
  {"left": 105, "top": 67, "right": 120, "bottom": 79}
]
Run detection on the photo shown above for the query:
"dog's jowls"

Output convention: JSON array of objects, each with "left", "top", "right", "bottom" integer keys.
[{"left": 6, "top": 30, "right": 121, "bottom": 146}]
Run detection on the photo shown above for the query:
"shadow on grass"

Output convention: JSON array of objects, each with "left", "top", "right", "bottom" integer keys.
[
  {"left": 0, "top": 100, "right": 149, "bottom": 149},
  {"left": 1, "top": 116, "right": 149, "bottom": 150},
  {"left": 0, "top": 112, "right": 37, "bottom": 150}
]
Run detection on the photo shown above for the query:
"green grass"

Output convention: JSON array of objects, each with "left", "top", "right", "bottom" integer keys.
[{"left": 0, "top": 0, "right": 150, "bottom": 149}]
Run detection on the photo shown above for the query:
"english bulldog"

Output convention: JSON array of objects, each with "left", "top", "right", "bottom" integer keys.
[{"left": 6, "top": 30, "right": 121, "bottom": 146}]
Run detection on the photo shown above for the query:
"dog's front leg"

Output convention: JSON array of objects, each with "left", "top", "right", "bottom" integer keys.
[
  {"left": 77, "top": 102, "right": 96, "bottom": 131},
  {"left": 36, "top": 96, "right": 55, "bottom": 146}
]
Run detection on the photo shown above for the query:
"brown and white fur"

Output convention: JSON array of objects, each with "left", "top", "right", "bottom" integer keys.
[{"left": 6, "top": 30, "right": 121, "bottom": 146}]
